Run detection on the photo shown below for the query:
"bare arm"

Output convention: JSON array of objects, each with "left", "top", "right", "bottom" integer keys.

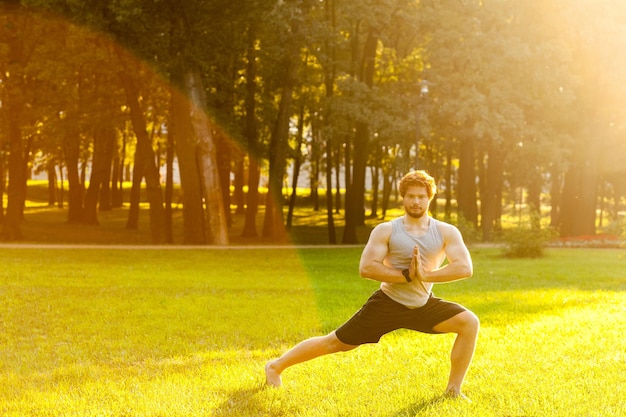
[
  {"left": 420, "top": 223, "right": 473, "bottom": 283},
  {"left": 359, "top": 223, "right": 407, "bottom": 283}
]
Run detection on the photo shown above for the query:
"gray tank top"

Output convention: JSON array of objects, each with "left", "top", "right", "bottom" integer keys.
[{"left": 380, "top": 216, "right": 446, "bottom": 308}]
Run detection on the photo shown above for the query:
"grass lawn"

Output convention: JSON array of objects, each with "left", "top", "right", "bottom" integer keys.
[{"left": 0, "top": 246, "right": 624, "bottom": 416}]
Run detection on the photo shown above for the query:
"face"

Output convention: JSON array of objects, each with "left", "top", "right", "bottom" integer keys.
[{"left": 402, "top": 185, "right": 431, "bottom": 219}]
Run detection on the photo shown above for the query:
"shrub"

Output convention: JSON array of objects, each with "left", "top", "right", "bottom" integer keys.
[{"left": 503, "top": 227, "right": 553, "bottom": 258}]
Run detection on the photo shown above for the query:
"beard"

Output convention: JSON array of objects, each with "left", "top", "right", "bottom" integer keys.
[{"left": 405, "top": 206, "right": 426, "bottom": 219}]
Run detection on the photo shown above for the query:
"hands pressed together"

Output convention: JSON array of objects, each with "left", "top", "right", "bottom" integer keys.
[{"left": 408, "top": 244, "right": 426, "bottom": 282}]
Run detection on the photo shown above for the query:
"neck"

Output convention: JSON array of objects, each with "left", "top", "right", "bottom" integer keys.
[{"left": 403, "top": 213, "right": 430, "bottom": 225}]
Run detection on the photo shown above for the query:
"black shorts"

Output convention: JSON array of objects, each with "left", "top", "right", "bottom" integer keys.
[{"left": 335, "top": 289, "right": 467, "bottom": 345}]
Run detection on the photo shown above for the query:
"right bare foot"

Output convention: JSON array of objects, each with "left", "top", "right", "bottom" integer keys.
[{"left": 265, "top": 361, "right": 282, "bottom": 388}]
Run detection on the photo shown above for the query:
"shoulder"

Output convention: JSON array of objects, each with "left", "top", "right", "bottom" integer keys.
[
  {"left": 365, "top": 220, "right": 395, "bottom": 245},
  {"left": 433, "top": 219, "right": 463, "bottom": 241},
  {"left": 370, "top": 220, "right": 394, "bottom": 238}
]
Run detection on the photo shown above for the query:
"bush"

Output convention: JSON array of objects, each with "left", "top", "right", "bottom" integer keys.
[
  {"left": 503, "top": 227, "right": 553, "bottom": 258},
  {"left": 604, "top": 217, "right": 626, "bottom": 240}
]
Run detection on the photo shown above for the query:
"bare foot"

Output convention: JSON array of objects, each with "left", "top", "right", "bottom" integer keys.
[
  {"left": 444, "top": 389, "right": 471, "bottom": 402},
  {"left": 265, "top": 361, "right": 282, "bottom": 388}
]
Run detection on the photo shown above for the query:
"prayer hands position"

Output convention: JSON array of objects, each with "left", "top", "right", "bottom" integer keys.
[{"left": 409, "top": 245, "right": 425, "bottom": 282}]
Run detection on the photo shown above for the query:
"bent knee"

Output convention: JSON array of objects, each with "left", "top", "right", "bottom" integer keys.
[
  {"left": 461, "top": 310, "right": 480, "bottom": 333},
  {"left": 328, "top": 332, "right": 358, "bottom": 352}
]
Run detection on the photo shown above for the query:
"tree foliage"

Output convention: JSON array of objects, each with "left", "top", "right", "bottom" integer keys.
[{"left": 1, "top": 0, "right": 625, "bottom": 243}]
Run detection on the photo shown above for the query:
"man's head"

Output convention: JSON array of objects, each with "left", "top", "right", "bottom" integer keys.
[{"left": 399, "top": 170, "right": 437, "bottom": 201}]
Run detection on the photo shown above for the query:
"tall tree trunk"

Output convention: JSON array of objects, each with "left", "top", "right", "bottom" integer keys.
[
  {"left": 0, "top": 151, "right": 5, "bottom": 224},
  {"left": 64, "top": 131, "right": 84, "bottom": 224},
  {"left": 334, "top": 139, "right": 342, "bottom": 213},
  {"left": 215, "top": 129, "right": 232, "bottom": 228},
  {"left": 263, "top": 57, "right": 294, "bottom": 242},
  {"left": 119, "top": 70, "right": 166, "bottom": 243},
  {"left": 310, "top": 138, "right": 320, "bottom": 212},
  {"left": 83, "top": 126, "right": 115, "bottom": 224},
  {"left": 185, "top": 69, "right": 228, "bottom": 245},
  {"left": 325, "top": 133, "right": 337, "bottom": 244},
  {"left": 527, "top": 168, "right": 542, "bottom": 230},
  {"left": 126, "top": 144, "right": 144, "bottom": 230},
  {"left": 549, "top": 167, "right": 562, "bottom": 228},
  {"left": 481, "top": 142, "right": 505, "bottom": 241},
  {"left": 560, "top": 159, "right": 598, "bottom": 237},
  {"left": 286, "top": 108, "right": 305, "bottom": 230},
  {"left": 444, "top": 146, "right": 453, "bottom": 221},
  {"left": 233, "top": 153, "right": 245, "bottom": 215},
  {"left": 1, "top": 23, "right": 27, "bottom": 241},
  {"left": 56, "top": 163, "right": 64, "bottom": 209},
  {"left": 369, "top": 146, "right": 381, "bottom": 218},
  {"left": 110, "top": 143, "right": 122, "bottom": 208},
  {"left": 47, "top": 165, "right": 57, "bottom": 206},
  {"left": 343, "top": 31, "right": 377, "bottom": 244},
  {"left": 2, "top": 95, "right": 26, "bottom": 240},
  {"left": 457, "top": 136, "right": 478, "bottom": 225},
  {"left": 164, "top": 95, "right": 175, "bottom": 244},
  {"left": 172, "top": 83, "right": 205, "bottom": 244},
  {"left": 242, "top": 28, "right": 260, "bottom": 238}
]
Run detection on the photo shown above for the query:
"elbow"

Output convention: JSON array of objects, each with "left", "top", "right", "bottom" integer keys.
[
  {"left": 359, "top": 266, "right": 370, "bottom": 279},
  {"left": 464, "top": 264, "right": 474, "bottom": 279},
  {"left": 359, "top": 263, "right": 374, "bottom": 280}
]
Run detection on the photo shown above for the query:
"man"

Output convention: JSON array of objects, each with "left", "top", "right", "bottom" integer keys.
[{"left": 265, "top": 170, "right": 479, "bottom": 400}]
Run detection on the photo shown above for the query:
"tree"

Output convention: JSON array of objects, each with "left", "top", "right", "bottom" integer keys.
[{"left": 0, "top": 4, "right": 36, "bottom": 240}]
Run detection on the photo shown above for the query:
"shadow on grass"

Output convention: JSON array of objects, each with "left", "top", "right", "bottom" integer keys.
[
  {"left": 391, "top": 395, "right": 449, "bottom": 417},
  {"left": 212, "top": 385, "right": 265, "bottom": 417}
]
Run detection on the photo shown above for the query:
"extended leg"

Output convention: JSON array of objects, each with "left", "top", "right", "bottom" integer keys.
[
  {"left": 432, "top": 310, "right": 480, "bottom": 397},
  {"left": 265, "top": 331, "right": 358, "bottom": 387}
]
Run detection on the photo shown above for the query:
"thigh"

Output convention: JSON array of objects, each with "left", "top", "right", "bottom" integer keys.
[
  {"left": 431, "top": 310, "right": 478, "bottom": 334},
  {"left": 402, "top": 296, "right": 467, "bottom": 334},
  {"left": 335, "top": 290, "right": 407, "bottom": 345}
]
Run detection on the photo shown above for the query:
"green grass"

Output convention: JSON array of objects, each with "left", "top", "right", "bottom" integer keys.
[{"left": 0, "top": 247, "right": 624, "bottom": 416}]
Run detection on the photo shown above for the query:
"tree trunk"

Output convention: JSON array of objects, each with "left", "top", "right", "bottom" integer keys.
[
  {"left": 549, "top": 167, "right": 562, "bottom": 228},
  {"left": 83, "top": 126, "right": 115, "bottom": 224},
  {"left": 286, "top": 108, "right": 305, "bottom": 230},
  {"left": 457, "top": 136, "right": 478, "bottom": 225},
  {"left": 1, "top": 26, "right": 27, "bottom": 241},
  {"left": 185, "top": 69, "right": 228, "bottom": 245},
  {"left": 164, "top": 95, "right": 175, "bottom": 243},
  {"left": 0, "top": 151, "right": 5, "bottom": 224},
  {"left": 119, "top": 70, "right": 166, "bottom": 243},
  {"left": 262, "top": 57, "right": 294, "bottom": 242},
  {"left": 334, "top": 139, "right": 342, "bottom": 213},
  {"left": 215, "top": 129, "right": 232, "bottom": 228},
  {"left": 233, "top": 154, "right": 245, "bottom": 215},
  {"left": 343, "top": 31, "right": 377, "bottom": 244},
  {"left": 64, "top": 131, "right": 84, "bottom": 224},
  {"left": 242, "top": 29, "right": 260, "bottom": 239},
  {"left": 369, "top": 147, "right": 380, "bottom": 218},
  {"left": 480, "top": 142, "right": 505, "bottom": 241},
  {"left": 47, "top": 165, "right": 57, "bottom": 206},
  {"left": 126, "top": 145, "right": 144, "bottom": 230},
  {"left": 527, "top": 168, "right": 542, "bottom": 230},
  {"left": 560, "top": 159, "right": 598, "bottom": 237},
  {"left": 2, "top": 97, "right": 26, "bottom": 240},
  {"left": 444, "top": 146, "right": 453, "bottom": 221},
  {"left": 56, "top": 163, "right": 64, "bottom": 209},
  {"left": 110, "top": 145, "right": 122, "bottom": 208},
  {"left": 325, "top": 133, "right": 337, "bottom": 244},
  {"left": 172, "top": 83, "right": 205, "bottom": 244}
]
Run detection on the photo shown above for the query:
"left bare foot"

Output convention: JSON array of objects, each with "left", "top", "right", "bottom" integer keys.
[{"left": 265, "top": 361, "right": 282, "bottom": 388}]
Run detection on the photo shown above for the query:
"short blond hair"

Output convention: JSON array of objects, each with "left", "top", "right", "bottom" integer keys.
[{"left": 399, "top": 170, "right": 437, "bottom": 200}]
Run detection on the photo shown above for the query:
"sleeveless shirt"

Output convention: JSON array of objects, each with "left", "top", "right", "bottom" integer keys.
[{"left": 380, "top": 216, "right": 446, "bottom": 308}]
